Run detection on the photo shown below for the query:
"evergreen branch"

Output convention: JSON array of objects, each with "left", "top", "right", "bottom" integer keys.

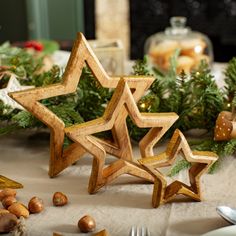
[
  {"left": 1, "top": 42, "right": 236, "bottom": 176},
  {"left": 11, "top": 111, "right": 36, "bottom": 128},
  {"left": 0, "top": 123, "right": 22, "bottom": 135},
  {"left": 132, "top": 56, "right": 151, "bottom": 76},
  {"left": 169, "top": 159, "right": 191, "bottom": 177},
  {"left": 225, "top": 57, "right": 236, "bottom": 102}
]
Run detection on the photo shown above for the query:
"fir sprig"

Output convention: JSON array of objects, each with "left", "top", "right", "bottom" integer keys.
[
  {"left": 1, "top": 41, "right": 236, "bottom": 175},
  {"left": 225, "top": 57, "right": 236, "bottom": 103}
]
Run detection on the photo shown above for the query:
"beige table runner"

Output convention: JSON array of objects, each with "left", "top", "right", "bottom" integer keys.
[{"left": 0, "top": 131, "right": 233, "bottom": 235}]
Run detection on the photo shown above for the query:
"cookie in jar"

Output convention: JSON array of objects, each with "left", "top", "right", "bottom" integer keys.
[{"left": 145, "top": 16, "right": 213, "bottom": 73}]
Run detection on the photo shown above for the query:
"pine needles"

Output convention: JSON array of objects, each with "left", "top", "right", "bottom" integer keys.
[{"left": 1, "top": 41, "right": 236, "bottom": 175}]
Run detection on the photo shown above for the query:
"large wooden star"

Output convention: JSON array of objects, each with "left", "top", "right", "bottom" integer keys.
[
  {"left": 65, "top": 78, "right": 178, "bottom": 193},
  {"left": 9, "top": 33, "right": 154, "bottom": 177},
  {"left": 138, "top": 129, "right": 218, "bottom": 208}
]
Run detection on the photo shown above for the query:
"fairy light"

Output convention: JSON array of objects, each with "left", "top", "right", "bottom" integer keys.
[
  {"left": 140, "top": 103, "right": 146, "bottom": 109},
  {"left": 194, "top": 45, "right": 202, "bottom": 54}
]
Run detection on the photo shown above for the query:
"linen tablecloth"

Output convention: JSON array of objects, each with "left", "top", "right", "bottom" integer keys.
[
  {"left": 0, "top": 59, "right": 231, "bottom": 235},
  {"left": 0, "top": 130, "right": 233, "bottom": 236}
]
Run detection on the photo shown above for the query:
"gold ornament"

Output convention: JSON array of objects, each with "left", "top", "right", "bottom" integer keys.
[{"left": 0, "top": 175, "right": 23, "bottom": 189}]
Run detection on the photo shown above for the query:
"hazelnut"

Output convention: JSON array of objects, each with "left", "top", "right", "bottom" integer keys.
[
  {"left": 8, "top": 202, "right": 29, "bottom": 218},
  {"left": 0, "top": 209, "right": 9, "bottom": 214},
  {"left": 53, "top": 192, "right": 68, "bottom": 206},
  {"left": 0, "top": 188, "right": 16, "bottom": 201},
  {"left": 28, "top": 197, "right": 44, "bottom": 213},
  {"left": 0, "top": 212, "right": 18, "bottom": 233},
  {"left": 2, "top": 196, "right": 17, "bottom": 209},
  {"left": 78, "top": 215, "right": 96, "bottom": 233}
]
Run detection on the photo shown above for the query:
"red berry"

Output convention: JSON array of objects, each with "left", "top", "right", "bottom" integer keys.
[{"left": 24, "top": 40, "right": 43, "bottom": 51}]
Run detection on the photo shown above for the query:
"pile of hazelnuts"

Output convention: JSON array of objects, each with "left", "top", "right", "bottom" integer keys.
[{"left": 0, "top": 188, "right": 96, "bottom": 234}]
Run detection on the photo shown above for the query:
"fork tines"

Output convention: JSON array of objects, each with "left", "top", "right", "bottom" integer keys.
[{"left": 130, "top": 226, "right": 150, "bottom": 236}]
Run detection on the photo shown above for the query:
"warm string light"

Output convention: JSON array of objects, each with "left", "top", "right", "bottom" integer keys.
[{"left": 140, "top": 102, "right": 146, "bottom": 109}]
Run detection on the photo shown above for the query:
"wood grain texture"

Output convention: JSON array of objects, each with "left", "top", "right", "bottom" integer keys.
[
  {"left": 9, "top": 32, "right": 154, "bottom": 177},
  {"left": 139, "top": 129, "right": 218, "bottom": 208},
  {"left": 65, "top": 78, "right": 178, "bottom": 194},
  {"left": 0, "top": 175, "right": 23, "bottom": 189}
]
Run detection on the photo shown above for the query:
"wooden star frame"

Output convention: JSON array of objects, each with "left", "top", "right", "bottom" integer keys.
[
  {"left": 65, "top": 78, "right": 178, "bottom": 193},
  {"left": 0, "top": 175, "right": 23, "bottom": 189},
  {"left": 139, "top": 129, "right": 218, "bottom": 208},
  {"left": 9, "top": 33, "right": 155, "bottom": 177}
]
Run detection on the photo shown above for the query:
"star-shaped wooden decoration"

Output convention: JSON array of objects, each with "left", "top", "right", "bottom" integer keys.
[
  {"left": 65, "top": 78, "right": 178, "bottom": 193},
  {"left": 138, "top": 129, "right": 218, "bottom": 208},
  {"left": 0, "top": 175, "right": 23, "bottom": 189},
  {"left": 0, "top": 74, "right": 34, "bottom": 111},
  {"left": 95, "top": 76, "right": 155, "bottom": 162},
  {"left": 9, "top": 32, "right": 155, "bottom": 177}
]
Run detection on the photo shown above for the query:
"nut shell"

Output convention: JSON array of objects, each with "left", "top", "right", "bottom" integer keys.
[
  {"left": 53, "top": 192, "right": 68, "bottom": 206},
  {"left": 2, "top": 196, "right": 17, "bottom": 209},
  {"left": 28, "top": 197, "right": 44, "bottom": 213},
  {"left": 0, "top": 209, "right": 9, "bottom": 214},
  {"left": 8, "top": 202, "right": 29, "bottom": 218},
  {"left": 78, "top": 215, "right": 96, "bottom": 233},
  {"left": 0, "top": 189, "right": 16, "bottom": 201},
  {"left": 0, "top": 212, "right": 18, "bottom": 233}
]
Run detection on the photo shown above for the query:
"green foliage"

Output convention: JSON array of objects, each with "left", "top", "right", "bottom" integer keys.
[
  {"left": 132, "top": 56, "right": 151, "bottom": 76},
  {"left": 0, "top": 42, "right": 43, "bottom": 79},
  {"left": 12, "top": 111, "right": 36, "bottom": 128},
  {"left": 30, "top": 65, "right": 61, "bottom": 87},
  {"left": 0, "top": 123, "right": 21, "bottom": 136},
  {"left": 169, "top": 159, "right": 191, "bottom": 177},
  {"left": 178, "top": 62, "right": 224, "bottom": 131},
  {"left": 190, "top": 138, "right": 236, "bottom": 173},
  {"left": 50, "top": 103, "right": 84, "bottom": 127},
  {"left": 131, "top": 58, "right": 224, "bottom": 141},
  {"left": 0, "top": 101, "right": 12, "bottom": 118},
  {"left": 39, "top": 40, "right": 59, "bottom": 55},
  {"left": 168, "top": 138, "right": 236, "bottom": 176},
  {"left": 76, "top": 67, "right": 113, "bottom": 121},
  {"left": 1, "top": 42, "right": 236, "bottom": 175},
  {"left": 225, "top": 57, "right": 236, "bottom": 102}
]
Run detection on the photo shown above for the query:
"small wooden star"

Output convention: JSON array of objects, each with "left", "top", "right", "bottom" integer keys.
[
  {"left": 65, "top": 78, "right": 178, "bottom": 194},
  {"left": 0, "top": 175, "right": 23, "bottom": 189},
  {"left": 139, "top": 129, "right": 218, "bottom": 208},
  {"left": 9, "top": 33, "right": 155, "bottom": 177},
  {"left": 0, "top": 74, "right": 33, "bottom": 111}
]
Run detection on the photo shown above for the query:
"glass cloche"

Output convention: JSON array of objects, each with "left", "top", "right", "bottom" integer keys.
[{"left": 144, "top": 16, "right": 213, "bottom": 74}]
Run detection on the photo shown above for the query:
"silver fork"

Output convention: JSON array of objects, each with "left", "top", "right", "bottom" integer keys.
[{"left": 130, "top": 226, "right": 151, "bottom": 236}]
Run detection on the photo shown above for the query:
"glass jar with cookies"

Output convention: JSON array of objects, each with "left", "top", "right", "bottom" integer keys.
[{"left": 144, "top": 16, "right": 213, "bottom": 74}]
